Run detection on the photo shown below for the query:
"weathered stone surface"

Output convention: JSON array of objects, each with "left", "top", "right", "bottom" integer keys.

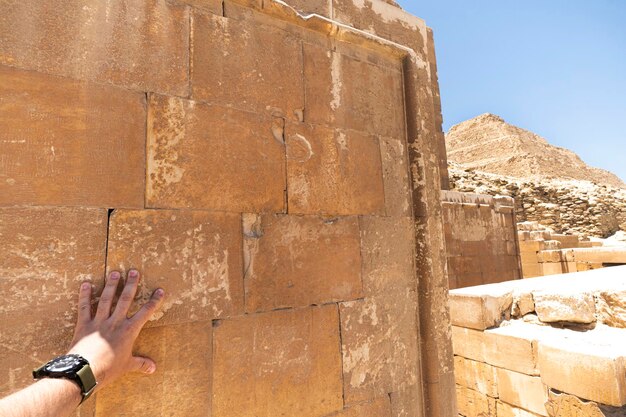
[
  {"left": 243, "top": 214, "right": 362, "bottom": 312},
  {"left": 324, "top": 397, "right": 392, "bottom": 417},
  {"left": 0, "top": 207, "right": 107, "bottom": 395},
  {"left": 338, "top": 215, "right": 420, "bottom": 404},
  {"left": 380, "top": 137, "right": 412, "bottom": 217},
  {"left": 390, "top": 384, "right": 425, "bottom": 417},
  {"left": 0, "top": 0, "right": 189, "bottom": 95},
  {"left": 340, "top": 295, "right": 419, "bottom": 404},
  {"left": 456, "top": 385, "right": 496, "bottom": 417},
  {"left": 452, "top": 326, "right": 537, "bottom": 375},
  {"left": 0, "top": 66, "right": 145, "bottom": 208},
  {"left": 538, "top": 341, "right": 626, "bottom": 407},
  {"left": 303, "top": 43, "right": 405, "bottom": 138},
  {"left": 286, "top": 123, "right": 385, "bottom": 215},
  {"left": 454, "top": 356, "right": 498, "bottom": 398},
  {"left": 443, "top": 192, "right": 521, "bottom": 289},
  {"left": 95, "top": 321, "right": 211, "bottom": 417},
  {"left": 359, "top": 216, "right": 416, "bottom": 295},
  {"left": 498, "top": 401, "right": 543, "bottom": 417},
  {"left": 545, "top": 390, "right": 626, "bottom": 417},
  {"left": 496, "top": 368, "right": 548, "bottom": 416},
  {"left": 146, "top": 94, "right": 286, "bottom": 212},
  {"left": 533, "top": 291, "right": 596, "bottom": 324},
  {"left": 172, "top": 0, "right": 222, "bottom": 13},
  {"left": 106, "top": 210, "right": 244, "bottom": 326},
  {"left": 191, "top": 12, "right": 304, "bottom": 120},
  {"left": 213, "top": 305, "right": 343, "bottom": 417},
  {"left": 449, "top": 285, "right": 513, "bottom": 330},
  {"left": 281, "top": 0, "right": 332, "bottom": 16},
  {"left": 596, "top": 291, "right": 626, "bottom": 328}
]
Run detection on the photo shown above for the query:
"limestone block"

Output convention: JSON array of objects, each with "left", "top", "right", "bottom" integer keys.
[
  {"left": 286, "top": 123, "right": 385, "bottom": 216},
  {"left": 390, "top": 384, "right": 424, "bottom": 417},
  {"left": 537, "top": 251, "right": 563, "bottom": 263},
  {"left": 280, "top": 0, "right": 332, "bottom": 16},
  {"left": 359, "top": 216, "right": 416, "bottom": 295},
  {"left": 0, "top": 0, "right": 188, "bottom": 95},
  {"left": 596, "top": 291, "right": 626, "bottom": 328},
  {"left": 538, "top": 342, "right": 626, "bottom": 407},
  {"left": 541, "top": 262, "right": 564, "bottom": 276},
  {"left": 380, "top": 137, "right": 412, "bottom": 217},
  {"left": 0, "top": 208, "right": 107, "bottom": 395},
  {"left": 0, "top": 66, "right": 145, "bottom": 208},
  {"left": 212, "top": 306, "right": 343, "bottom": 417},
  {"left": 449, "top": 285, "right": 513, "bottom": 330},
  {"left": 452, "top": 326, "right": 537, "bottom": 375},
  {"left": 106, "top": 210, "right": 244, "bottom": 326},
  {"left": 497, "top": 401, "right": 543, "bottom": 417},
  {"left": 496, "top": 368, "right": 548, "bottom": 416},
  {"left": 324, "top": 397, "right": 392, "bottom": 417},
  {"left": 545, "top": 390, "right": 626, "bottom": 417},
  {"left": 455, "top": 385, "right": 496, "bottom": 417},
  {"left": 331, "top": 0, "right": 427, "bottom": 53},
  {"left": 522, "top": 262, "right": 543, "bottom": 279},
  {"left": 303, "top": 43, "right": 405, "bottom": 139},
  {"left": 453, "top": 356, "right": 498, "bottom": 398},
  {"left": 512, "top": 292, "right": 536, "bottom": 317},
  {"left": 172, "top": 0, "right": 222, "bottom": 13},
  {"left": 243, "top": 214, "right": 363, "bottom": 312},
  {"left": 95, "top": 321, "right": 211, "bottom": 416},
  {"left": 146, "top": 94, "right": 286, "bottom": 212},
  {"left": 533, "top": 291, "right": 596, "bottom": 324},
  {"left": 340, "top": 295, "right": 419, "bottom": 404},
  {"left": 191, "top": 12, "right": 304, "bottom": 120}
]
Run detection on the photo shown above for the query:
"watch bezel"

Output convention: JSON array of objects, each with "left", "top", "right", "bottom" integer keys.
[{"left": 43, "top": 354, "right": 87, "bottom": 377}]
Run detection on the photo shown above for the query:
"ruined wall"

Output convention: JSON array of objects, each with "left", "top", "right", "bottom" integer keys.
[
  {"left": 0, "top": 1, "right": 455, "bottom": 416},
  {"left": 442, "top": 191, "right": 521, "bottom": 289},
  {"left": 450, "top": 164, "right": 626, "bottom": 238}
]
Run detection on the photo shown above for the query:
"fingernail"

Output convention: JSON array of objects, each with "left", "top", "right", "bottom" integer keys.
[
  {"left": 129, "top": 270, "right": 138, "bottom": 278},
  {"left": 147, "top": 364, "right": 156, "bottom": 374},
  {"left": 155, "top": 288, "right": 164, "bottom": 297},
  {"left": 82, "top": 282, "right": 91, "bottom": 290},
  {"left": 110, "top": 271, "right": 120, "bottom": 280}
]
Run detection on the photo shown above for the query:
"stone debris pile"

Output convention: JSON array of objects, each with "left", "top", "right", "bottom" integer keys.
[{"left": 450, "top": 163, "right": 626, "bottom": 238}]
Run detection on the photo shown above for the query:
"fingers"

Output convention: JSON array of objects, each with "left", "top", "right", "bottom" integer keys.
[
  {"left": 95, "top": 271, "right": 121, "bottom": 321},
  {"left": 77, "top": 281, "right": 93, "bottom": 324},
  {"left": 112, "top": 269, "right": 140, "bottom": 321},
  {"left": 130, "top": 356, "right": 156, "bottom": 375},
  {"left": 130, "top": 288, "right": 165, "bottom": 327}
]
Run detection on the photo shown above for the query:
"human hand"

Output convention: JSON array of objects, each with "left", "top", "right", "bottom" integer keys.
[{"left": 67, "top": 269, "right": 165, "bottom": 391}]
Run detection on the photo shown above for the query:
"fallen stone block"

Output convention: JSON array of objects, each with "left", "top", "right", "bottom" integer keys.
[{"left": 533, "top": 291, "right": 596, "bottom": 324}]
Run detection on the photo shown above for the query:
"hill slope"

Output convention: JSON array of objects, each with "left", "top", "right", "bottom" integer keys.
[{"left": 446, "top": 114, "right": 625, "bottom": 189}]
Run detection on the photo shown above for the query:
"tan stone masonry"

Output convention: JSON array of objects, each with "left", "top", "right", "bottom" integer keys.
[{"left": 0, "top": 0, "right": 454, "bottom": 416}]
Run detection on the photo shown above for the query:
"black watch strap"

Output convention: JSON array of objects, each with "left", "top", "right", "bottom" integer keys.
[{"left": 33, "top": 355, "right": 97, "bottom": 404}]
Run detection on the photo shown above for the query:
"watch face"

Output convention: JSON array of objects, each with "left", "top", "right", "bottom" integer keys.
[{"left": 46, "top": 355, "right": 82, "bottom": 373}]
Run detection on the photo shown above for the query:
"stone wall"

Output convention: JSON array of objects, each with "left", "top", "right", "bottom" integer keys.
[
  {"left": 0, "top": 1, "right": 455, "bottom": 416},
  {"left": 442, "top": 191, "right": 521, "bottom": 289},
  {"left": 450, "top": 266, "right": 626, "bottom": 417},
  {"left": 450, "top": 164, "right": 626, "bottom": 238}
]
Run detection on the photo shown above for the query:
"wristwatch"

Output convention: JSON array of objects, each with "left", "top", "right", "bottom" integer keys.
[{"left": 33, "top": 354, "right": 97, "bottom": 403}]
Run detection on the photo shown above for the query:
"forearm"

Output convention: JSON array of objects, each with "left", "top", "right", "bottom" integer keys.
[{"left": 0, "top": 379, "right": 82, "bottom": 417}]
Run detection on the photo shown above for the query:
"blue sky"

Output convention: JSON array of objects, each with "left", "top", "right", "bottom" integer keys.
[{"left": 397, "top": 0, "right": 626, "bottom": 182}]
